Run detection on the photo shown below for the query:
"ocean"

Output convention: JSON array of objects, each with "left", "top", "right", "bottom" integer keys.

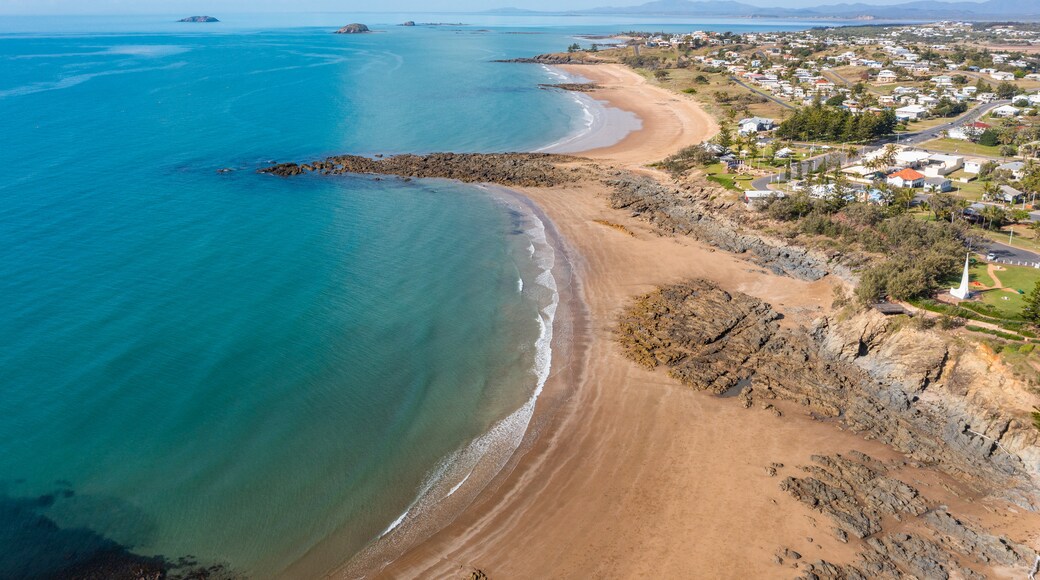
[{"left": 0, "top": 14, "right": 812, "bottom": 578}]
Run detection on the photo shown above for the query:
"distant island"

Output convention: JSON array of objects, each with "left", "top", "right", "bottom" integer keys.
[
  {"left": 335, "top": 23, "right": 370, "bottom": 34},
  {"left": 402, "top": 21, "right": 416, "bottom": 27},
  {"left": 177, "top": 16, "right": 219, "bottom": 23}
]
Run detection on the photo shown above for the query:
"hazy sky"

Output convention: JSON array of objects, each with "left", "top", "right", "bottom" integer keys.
[{"left": 0, "top": 0, "right": 991, "bottom": 14}]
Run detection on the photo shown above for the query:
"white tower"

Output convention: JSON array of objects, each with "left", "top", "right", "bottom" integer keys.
[{"left": 950, "top": 253, "right": 971, "bottom": 300}]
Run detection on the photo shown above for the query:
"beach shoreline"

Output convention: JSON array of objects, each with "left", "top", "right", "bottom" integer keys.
[{"left": 361, "top": 63, "right": 1040, "bottom": 578}]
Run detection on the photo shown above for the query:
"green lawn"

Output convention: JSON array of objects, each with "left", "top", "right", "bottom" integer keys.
[
  {"left": 703, "top": 163, "right": 755, "bottom": 191},
  {"left": 919, "top": 138, "right": 1003, "bottom": 158},
  {"left": 970, "top": 262, "right": 996, "bottom": 287},
  {"left": 974, "top": 263, "right": 1040, "bottom": 318}
]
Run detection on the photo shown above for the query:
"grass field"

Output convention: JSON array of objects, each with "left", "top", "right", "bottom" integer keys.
[
  {"left": 702, "top": 163, "right": 756, "bottom": 191},
  {"left": 973, "top": 262, "right": 1040, "bottom": 318},
  {"left": 920, "top": 138, "right": 1004, "bottom": 158}
]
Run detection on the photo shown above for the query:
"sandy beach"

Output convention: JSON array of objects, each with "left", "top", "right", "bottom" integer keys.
[{"left": 362, "top": 64, "right": 1039, "bottom": 579}]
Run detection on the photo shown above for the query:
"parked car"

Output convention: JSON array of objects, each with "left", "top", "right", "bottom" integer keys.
[{"left": 986, "top": 252, "right": 996, "bottom": 261}]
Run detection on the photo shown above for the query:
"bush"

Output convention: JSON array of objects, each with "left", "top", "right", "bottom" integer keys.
[
  {"left": 656, "top": 144, "right": 718, "bottom": 174},
  {"left": 965, "top": 325, "right": 1025, "bottom": 341}
]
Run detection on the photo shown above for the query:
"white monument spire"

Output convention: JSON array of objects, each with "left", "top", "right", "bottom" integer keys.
[{"left": 950, "top": 253, "right": 971, "bottom": 300}]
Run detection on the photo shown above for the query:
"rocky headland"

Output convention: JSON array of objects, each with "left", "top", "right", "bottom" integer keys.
[
  {"left": 258, "top": 153, "right": 582, "bottom": 187},
  {"left": 494, "top": 53, "right": 600, "bottom": 65},
  {"left": 538, "top": 83, "right": 601, "bottom": 92}
]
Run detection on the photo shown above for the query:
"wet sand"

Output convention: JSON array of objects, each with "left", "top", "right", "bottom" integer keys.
[{"left": 361, "top": 63, "right": 1036, "bottom": 579}]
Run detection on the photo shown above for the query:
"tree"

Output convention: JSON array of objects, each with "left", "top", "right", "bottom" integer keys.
[
  {"left": 996, "top": 81, "right": 1018, "bottom": 99},
  {"left": 567, "top": 43, "right": 581, "bottom": 53},
  {"left": 1023, "top": 280, "right": 1040, "bottom": 324},
  {"left": 929, "top": 192, "right": 958, "bottom": 221}
]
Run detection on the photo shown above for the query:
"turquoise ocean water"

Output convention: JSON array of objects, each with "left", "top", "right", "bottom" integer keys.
[{"left": 0, "top": 14, "right": 814, "bottom": 578}]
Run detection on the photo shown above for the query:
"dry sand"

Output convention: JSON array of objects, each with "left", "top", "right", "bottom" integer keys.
[
  {"left": 560, "top": 63, "right": 719, "bottom": 169},
  {"left": 360, "top": 63, "right": 1035, "bottom": 579}
]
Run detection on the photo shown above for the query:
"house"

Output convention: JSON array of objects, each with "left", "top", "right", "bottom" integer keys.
[
  {"left": 738, "top": 117, "right": 776, "bottom": 135},
  {"left": 894, "top": 149, "right": 933, "bottom": 167},
  {"left": 999, "top": 184, "right": 1025, "bottom": 204},
  {"left": 998, "top": 161, "right": 1026, "bottom": 179},
  {"left": 948, "top": 121, "right": 989, "bottom": 140},
  {"left": 924, "top": 177, "right": 953, "bottom": 192},
  {"left": 963, "top": 157, "right": 986, "bottom": 174},
  {"left": 887, "top": 168, "right": 926, "bottom": 188},
  {"left": 843, "top": 165, "right": 885, "bottom": 183},
  {"left": 991, "top": 71, "right": 1016, "bottom": 81},
  {"left": 991, "top": 104, "right": 1021, "bottom": 117},
  {"left": 876, "top": 70, "right": 898, "bottom": 84},
  {"left": 895, "top": 104, "right": 928, "bottom": 121},
  {"left": 923, "top": 153, "right": 963, "bottom": 176}
]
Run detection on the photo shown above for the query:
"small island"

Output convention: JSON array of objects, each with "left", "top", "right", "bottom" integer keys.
[
  {"left": 177, "top": 16, "right": 219, "bottom": 23},
  {"left": 402, "top": 21, "right": 416, "bottom": 27},
  {"left": 335, "top": 23, "right": 370, "bottom": 34}
]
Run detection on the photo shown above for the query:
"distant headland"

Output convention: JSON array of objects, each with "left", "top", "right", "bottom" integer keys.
[{"left": 177, "top": 16, "right": 219, "bottom": 23}]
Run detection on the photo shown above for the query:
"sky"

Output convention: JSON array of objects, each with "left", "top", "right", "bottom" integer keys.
[{"left": 0, "top": 0, "right": 991, "bottom": 14}]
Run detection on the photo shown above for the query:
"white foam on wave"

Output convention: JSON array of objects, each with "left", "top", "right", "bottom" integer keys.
[
  {"left": 379, "top": 510, "right": 409, "bottom": 538},
  {"left": 372, "top": 198, "right": 559, "bottom": 544},
  {"left": 534, "top": 90, "right": 599, "bottom": 154},
  {"left": 446, "top": 471, "right": 472, "bottom": 498}
]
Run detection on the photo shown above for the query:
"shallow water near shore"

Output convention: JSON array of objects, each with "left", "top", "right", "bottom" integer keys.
[{"left": 0, "top": 15, "right": 811, "bottom": 577}]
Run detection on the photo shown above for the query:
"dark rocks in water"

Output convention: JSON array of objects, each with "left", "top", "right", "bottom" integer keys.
[
  {"left": 401, "top": 21, "right": 416, "bottom": 26},
  {"left": 0, "top": 488, "right": 236, "bottom": 580},
  {"left": 538, "top": 83, "right": 601, "bottom": 92},
  {"left": 177, "top": 16, "right": 219, "bottom": 23},
  {"left": 335, "top": 23, "right": 370, "bottom": 34},
  {"left": 495, "top": 53, "right": 598, "bottom": 65},
  {"left": 258, "top": 152, "right": 580, "bottom": 188}
]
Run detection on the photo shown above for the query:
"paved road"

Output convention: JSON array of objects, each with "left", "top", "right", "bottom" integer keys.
[
  {"left": 728, "top": 76, "right": 796, "bottom": 110},
  {"left": 747, "top": 99, "right": 1014, "bottom": 190},
  {"left": 983, "top": 241, "right": 1040, "bottom": 266},
  {"left": 887, "top": 99, "right": 1012, "bottom": 146},
  {"left": 750, "top": 145, "right": 879, "bottom": 190}
]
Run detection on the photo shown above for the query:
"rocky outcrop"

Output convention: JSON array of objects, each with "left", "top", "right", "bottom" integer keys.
[
  {"left": 494, "top": 54, "right": 599, "bottom": 65},
  {"left": 335, "top": 23, "right": 370, "bottom": 34},
  {"left": 538, "top": 83, "right": 600, "bottom": 92},
  {"left": 784, "top": 453, "right": 1037, "bottom": 579},
  {"left": 401, "top": 21, "right": 416, "bottom": 26},
  {"left": 258, "top": 153, "right": 580, "bottom": 187},
  {"left": 615, "top": 279, "right": 1040, "bottom": 506},
  {"left": 177, "top": 16, "right": 218, "bottom": 23},
  {"left": 608, "top": 175, "right": 831, "bottom": 281}
]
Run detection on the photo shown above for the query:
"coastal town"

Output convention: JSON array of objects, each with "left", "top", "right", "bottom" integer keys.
[
  {"left": 545, "top": 22, "right": 1040, "bottom": 374},
  {"left": 7, "top": 6, "right": 1040, "bottom": 580}
]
